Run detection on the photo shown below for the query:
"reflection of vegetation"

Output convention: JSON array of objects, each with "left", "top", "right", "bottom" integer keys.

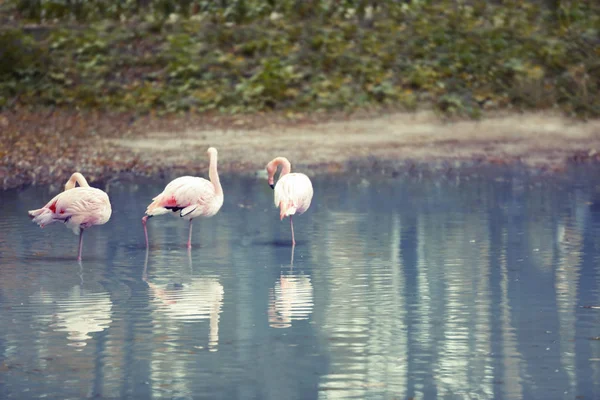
[{"left": 1, "top": 0, "right": 599, "bottom": 117}]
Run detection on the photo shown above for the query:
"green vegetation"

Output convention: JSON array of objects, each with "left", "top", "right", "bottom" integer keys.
[{"left": 0, "top": 0, "right": 599, "bottom": 117}]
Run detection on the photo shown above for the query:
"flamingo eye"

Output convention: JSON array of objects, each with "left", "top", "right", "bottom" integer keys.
[{"left": 60, "top": 210, "right": 65, "bottom": 214}]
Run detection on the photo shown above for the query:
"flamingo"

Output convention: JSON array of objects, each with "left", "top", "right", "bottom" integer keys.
[
  {"left": 266, "top": 157, "right": 313, "bottom": 246},
  {"left": 28, "top": 172, "right": 112, "bottom": 261},
  {"left": 142, "top": 147, "right": 223, "bottom": 249}
]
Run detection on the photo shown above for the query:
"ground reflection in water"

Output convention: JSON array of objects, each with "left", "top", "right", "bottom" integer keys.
[{"left": 1, "top": 170, "right": 600, "bottom": 399}]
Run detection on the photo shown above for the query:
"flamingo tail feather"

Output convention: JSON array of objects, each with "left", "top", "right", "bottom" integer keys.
[
  {"left": 28, "top": 208, "right": 55, "bottom": 228},
  {"left": 145, "top": 198, "right": 171, "bottom": 217},
  {"left": 180, "top": 205, "right": 197, "bottom": 217}
]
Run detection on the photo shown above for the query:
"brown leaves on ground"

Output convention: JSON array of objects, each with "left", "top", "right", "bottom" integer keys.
[
  {"left": 2, "top": 108, "right": 600, "bottom": 190},
  {"left": 1, "top": 108, "right": 136, "bottom": 188},
  {"left": 0, "top": 107, "right": 381, "bottom": 189}
]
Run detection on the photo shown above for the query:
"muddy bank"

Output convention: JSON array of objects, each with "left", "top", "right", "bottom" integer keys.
[{"left": 2, "top": 110, "right": 600, "bottom": 190}]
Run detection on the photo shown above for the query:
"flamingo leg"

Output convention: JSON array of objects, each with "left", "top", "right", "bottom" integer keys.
[
  {"left": 143, "top": 247, "right": 149, "bottom": 282},
  {"left": 77, "top": 228, "right": 84, "bottom": 261},
  {"left": 290, "top": 216, "right": 296, "bottom": 246},
  {"left": 187, "top": 219, "right": 193, "bottom": 249},
  {"left": 142, "top": 215, "right": 150, "bottom": 248}
]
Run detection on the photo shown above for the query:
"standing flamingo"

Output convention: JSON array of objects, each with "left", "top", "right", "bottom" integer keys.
[
  {"left": 28, "top": 172, "right": 112, "bottom": 261},
  {"left": 266, "top": 157, "right": 313, "bottom": 246},
  {"left": 142, "top": 147, "right": 223, "bottom": 249}
]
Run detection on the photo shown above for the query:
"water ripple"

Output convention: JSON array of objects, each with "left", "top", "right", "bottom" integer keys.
[
  {"left": 32, "top": 285, "right": 113, "bottom": 349},
  {"left": 2, "top": 174, "right": 600, "bottom": 399}
]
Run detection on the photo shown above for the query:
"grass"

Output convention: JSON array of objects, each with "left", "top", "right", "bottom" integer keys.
[{"left": 0, "top": 0, "right": 598, "bottom": 118}]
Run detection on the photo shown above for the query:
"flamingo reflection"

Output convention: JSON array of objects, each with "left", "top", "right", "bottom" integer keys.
[
  {"left": 268, "top": 246, "right": 314, "bottom": 328},
  {"left": 143, "top": 249, "right": 224, "bottom": 350},
  {"left": 30, "top": 284, "right": 113, "bottom": 349}
]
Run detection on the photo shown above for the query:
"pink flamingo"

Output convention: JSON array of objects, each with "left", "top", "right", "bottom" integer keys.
[
  {"left": 266, "top": 157, "right": 313, "bottom": 246},
  {"left": 28, "top": 172, "right": 112, "bottom": 261},
  {"left": 142, "top": 147, "right": 223, "bottom": 249}
]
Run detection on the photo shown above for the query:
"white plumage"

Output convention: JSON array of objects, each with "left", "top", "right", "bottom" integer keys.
[
  {"left": 28, "top": 172, "right": 112, "bottom": 260},
  {"left": 142, "top": 147, "right": 223, "bottom": 248},
  {"left": 145, "top": 176, "right": 223, "bottom": 219},
  {"left": 266, "top": 157, "right": 314, "bottom": 245},
  {"left": 274, "top": 173, "right": 313, "bottom": 219}
]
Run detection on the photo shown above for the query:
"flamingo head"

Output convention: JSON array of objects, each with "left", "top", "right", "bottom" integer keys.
[{"left": 207, "top": 147, "right": 218, "bottom": 157}]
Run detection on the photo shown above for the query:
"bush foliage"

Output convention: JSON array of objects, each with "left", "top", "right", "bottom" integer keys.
[{"left": 0, "top": 0, "right": 599, "bottom": 117}]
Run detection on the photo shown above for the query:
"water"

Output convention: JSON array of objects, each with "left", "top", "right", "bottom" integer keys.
[{"left": 2, "top": 170, "right": 600, "bottom": 399}]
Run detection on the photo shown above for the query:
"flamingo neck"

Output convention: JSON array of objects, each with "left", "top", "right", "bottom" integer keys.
[
  {"left": 274, "top": 157, "right": 292, "bottom": 178},
  {"left": 65, "top": 172, "right": 90, "bottom": 190},
  {"left": 209, "top": 152, "right": 223, "bottom": 196}
]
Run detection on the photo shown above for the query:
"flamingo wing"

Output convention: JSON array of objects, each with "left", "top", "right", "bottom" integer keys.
[
  {"left": 274, "top": 173, "right": 313, "bottom": 219},
  {"left": 29, "top": 187, "right": 111, "bottom": 234},
  {"left": 55, "top": 188, "right": 111, "bottom": 233},
  {"left": 148, "top": 176, "right": 219, "bottom": 218}
]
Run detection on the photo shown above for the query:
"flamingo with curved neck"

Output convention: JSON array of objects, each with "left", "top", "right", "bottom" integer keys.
[
  {"left": 28, "top": 172, "right": 112, "bottom": 261},
  {"left": 266, "top": 157, "right": 313, "bottom": 246},
  {"left": 142, "top": 147, "right": 224, "bottom": 249}
]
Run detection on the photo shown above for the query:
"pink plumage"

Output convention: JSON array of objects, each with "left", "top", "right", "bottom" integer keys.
[
  {"left": 266, "top": 157, "right": 313, "bottom": 245},
  {"left": 142, "top": 147, "right": 223, "bottom": 249},
  {"left": 28, "top": 172, "right": 112, "bottom": 261}
]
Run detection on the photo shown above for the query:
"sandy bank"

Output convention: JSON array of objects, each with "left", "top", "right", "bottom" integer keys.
[
  {"left": 105, "top": 111, "right": 600, "bottom": 173},
  {"left": 2, "top": 110, "right": 600, "bottom": 189}
]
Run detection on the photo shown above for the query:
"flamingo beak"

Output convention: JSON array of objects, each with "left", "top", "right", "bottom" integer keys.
[{"left": 269, "top": 183, "right": 275, "bottom": 189}]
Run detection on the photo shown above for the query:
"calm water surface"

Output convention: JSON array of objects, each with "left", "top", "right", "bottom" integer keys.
[{"left": 2, "top": 170, "right": 600, "bottom": 399}]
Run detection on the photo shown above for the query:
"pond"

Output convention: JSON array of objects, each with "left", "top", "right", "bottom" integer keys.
[{"left": 1, "top": 169, "right": 600, "bottom": 399}]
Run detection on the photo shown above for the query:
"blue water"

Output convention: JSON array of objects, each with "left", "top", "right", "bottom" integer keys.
[{"left": 2, "top": 170, "right": 600, "bottom": 399}]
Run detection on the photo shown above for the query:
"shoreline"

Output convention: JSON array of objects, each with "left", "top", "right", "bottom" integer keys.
[{"left": 2, "top": 109, "right": 600, "bottom": 190}]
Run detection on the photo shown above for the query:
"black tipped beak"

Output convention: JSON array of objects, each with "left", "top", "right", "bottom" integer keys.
[{"left": 269, "top": 183, "right": 275, "bottom": 189}]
